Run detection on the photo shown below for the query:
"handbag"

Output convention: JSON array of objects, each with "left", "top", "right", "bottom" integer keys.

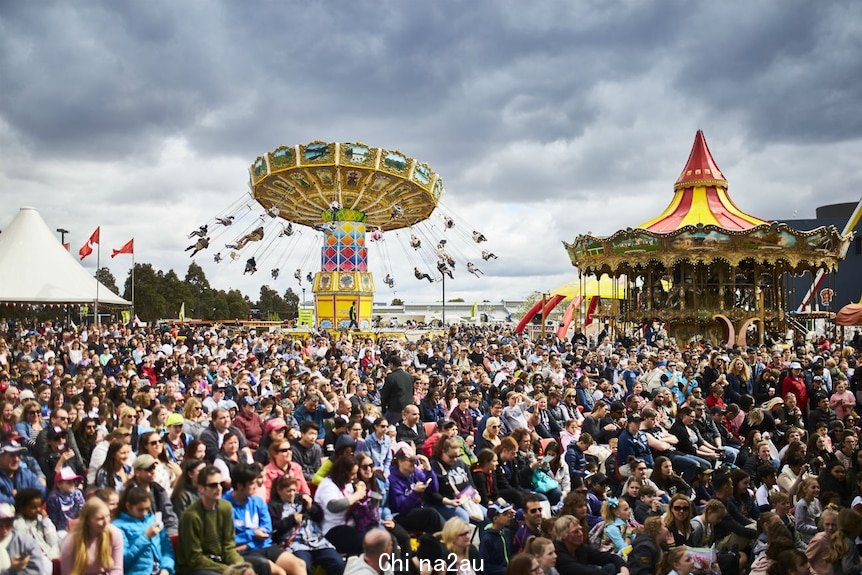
[{"left": 531, "top": 468, "right": 560, "bottom": 494}]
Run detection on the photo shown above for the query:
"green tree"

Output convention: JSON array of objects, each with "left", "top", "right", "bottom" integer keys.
[
  {"left": 258, "top": 285, "right": 289, "bottom": 320},
  {"left": 124, "top": 264, "right": 168, "bottom": 321},
  {"left": 448, "top": 298, "right": 465, "bottom": 302},
  {"left": 225, "top": 289, "right": 251, "bottom": 319},
  {"left": 283, "top": 288, "right": 299, "bottom": 319},
  {"left": 391, "top": 298, "right": 404, "bottom": 306},
  {"left": 95, "top": 267, "right": 119, "bottom": 295},
  {"left": 185, "top": 262, "right": 211, "bottom": 318}
]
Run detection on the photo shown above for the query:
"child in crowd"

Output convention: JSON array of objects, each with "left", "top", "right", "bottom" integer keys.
[
  {"left": 13, "top": 488, "right": 60, "bottom": 559},
  {"left": 46, "top": 466, "right": 85, "bottom": 535}
]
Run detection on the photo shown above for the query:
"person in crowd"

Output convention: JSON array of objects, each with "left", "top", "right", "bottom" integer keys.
[
  {"left": 314, "top": 453, "right": 366, "bottom": 556},
  {"left": 343, "top": 528, "right": 393, "bottom": 575},
  {"left": 269, "top": 474, "right": 345, "bottom": 575},
  {"left": 291, "top": 421, "right": 323, "bottom": 484},
  {"left": 0, "top": 502, "right": 50, "bottom": 575},
  {"left": 139, "top": 430, "right": 182, "bottom": 493},
  {"left": 124, "top": 454, "right": 179, "bottom": 537},
  {"left": 60, "top": 496, "right": 123, "bottom": 575},
  {"left": 199, "top": 408, "right": 250, "bottom": 465},
  {"left": 479, "top": 499, "right": 516, "bottom": 575},
  {"left": 551, "top": 514, "right": 628, "bottom": 575},
  {"left": 0, "top": 438, "right": 45, "bottom": 503},
  {"left": 170, "top": 458, "right": 205, "bottom": 517},
  {"left": 429, "top": 436, "right": 485, "bottom": 522},
  {"left": 627, "top": 516, "right": 670, "bottom": 575},
  {"left": 46, "top": 465, "right": 84, "bottom": 534},
  {"left": 112, "top": 485, "right": 175, "bottom": 575},
  {"left": 13, "top": 487, "right": 60, "bottom": 560},
  {"left": 224, "top": 463, "right": 306, "bottom": 575},
  {"left": 262, "top": 437, "right": 309, "bottom": 502}
]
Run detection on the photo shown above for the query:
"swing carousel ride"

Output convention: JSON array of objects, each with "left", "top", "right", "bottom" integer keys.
[
  {"left": 185, "top": 141, "right": 496, "bottom": 329},
  {"left": 563, "top": 131, "right": 852, "bottom": 346}
]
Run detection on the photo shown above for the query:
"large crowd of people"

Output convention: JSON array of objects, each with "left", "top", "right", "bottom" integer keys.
[{"left": 0, "top": 317, "right": 861, "bottom": 575}]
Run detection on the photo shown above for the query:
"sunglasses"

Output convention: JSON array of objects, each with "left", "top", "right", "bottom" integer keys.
[
  {"left": 527, "top": 507, "right": 543, "bottom": 514},
  {"left": 204, "top": 482, "right": 221, "bottom": 489},
  {"left": 672, "top": 505, "right": 689, "bottom": 511},
  {"left": 148, "top": 440, "right": 162, "bottom": 446},
  {"left": 360, "top": 463, "right": 374, "bottom": 470},
  {"left": 277, "top": 448, "right": 292, "bottom": 453}
]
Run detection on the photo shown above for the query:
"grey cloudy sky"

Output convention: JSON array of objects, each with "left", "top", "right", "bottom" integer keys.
[{"left": 2, "top": 0, "right": 861, "bottom": 309}]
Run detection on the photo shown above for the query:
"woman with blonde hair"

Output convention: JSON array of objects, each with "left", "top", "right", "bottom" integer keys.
[
  {"left": 59, "top": 497, "right": 122, "bottom": 575},
  {"left": 481, "top": 416, "right": 503, "bottom": 450},
  {"left": 806, "top": 506, "right": 839, "bottom": 575},
  {"left": 658, "top": 545, "right": 694, "bottom": 575},
  {"left": 726, "top": 357, "right": 752, "bottom": 403},
  {"left": 524, "top": 536, "right": 558, "bottom": 575},
  {"left": 662, "top": 493, "right": 693, "bottom": 547},
  {"left": 182, "top": 397, "right": 207, "bottom": 438},
  {"left": 824, "top": 508, "right": 862, "bottom": 574},
  {"left": 435, "top": 516, "right": 479, "bottom": 575}
]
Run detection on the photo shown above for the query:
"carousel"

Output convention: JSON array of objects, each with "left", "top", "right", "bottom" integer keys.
[{"left": 564, "top": 131, "right": 853, "bottom": 346}]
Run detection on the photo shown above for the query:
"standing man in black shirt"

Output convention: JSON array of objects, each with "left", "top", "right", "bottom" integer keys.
[{"left": 381, "top": 356, "right": 414, "bottom": 425}]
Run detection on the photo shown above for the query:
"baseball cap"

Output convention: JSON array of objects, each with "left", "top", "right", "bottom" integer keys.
[
  {"left": 437, "top": 417, "right": 456, "bottom": 430},
  {"left": 55, "top": 466, "right": 83, "bottom": 483},
  {"left": 240, "top": 396, "right": 258, "bottom": 408},
  {"left": 19, "top": 389, "right": 35, "bottom": 401},
  {"left": 709, "top": 406, "right": 726, "bottom": 415},
  {"left": 166, "top": 413, "right": 184, "bottom": 427},
  {"left": 264, "top": 418, "right": 288, "bottom": 435},
  {"left": 790, "top": 361, "right": 802, "bottom": 370},
  {"left": 0, "top": 503, "right": 13, "bottom": 520},
  {"left": 47, "top": 426, "right": 68, "bottom": 441},
  {"left": 223, "top": 400, "right": 238, "bottom": 411},
  {"left": 487, "top": 498, "right": 515, "bottom": 519},
  {"left": 627, "top": 413, "right": 643, "bottom": 424},
  {"left": 0, "top": 440, "right": 27, "bottom": 455},
  {"left": 133, "top": 454, "right": 158, "bottom": 470}
]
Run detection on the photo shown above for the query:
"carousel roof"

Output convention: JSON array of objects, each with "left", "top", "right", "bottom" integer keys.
[{"left": 638, "top": 130, "right": 768, "bottom": 233}]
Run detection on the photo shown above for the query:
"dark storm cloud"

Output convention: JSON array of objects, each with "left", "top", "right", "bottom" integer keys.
[{"left": 672, "top": 1, "right": 862, "bottom": 144}]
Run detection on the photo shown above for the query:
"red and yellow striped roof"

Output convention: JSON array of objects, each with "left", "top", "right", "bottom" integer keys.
[{"left": 638, "top": 130, "right": 768, "bottom": 233}]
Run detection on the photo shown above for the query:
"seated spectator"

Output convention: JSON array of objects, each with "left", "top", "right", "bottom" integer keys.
[
  {"left": 169, "top": 458, "right": 205, "bottom": 518},
  {"left": 225, "top": 463, "right": 306, "bottom": 575},
  {"left": 112, "top": 485, "right": 175, "bottom": 575},
  {"left": 60, "top": 497, "right": 123, "bottom": 575},
  {"left": 479, "top": 499, "right": 516, "bottom": 575},
  {"left": 13, "top": 487, "right": 60, "bottom": 560},
  {"left": 125, "top": 454, "right": 179, "bottom": 537},
  {"left": 0, "top": 438, "right": 44, "bottom": 504},
  {"left": 314, "top": 454, "right": 366, "bottom": 556},
  {"left": 262, "top": 437, "right": 309, "bottom": 502},
  {"left": 0, "top": 502, "right": 50, "bottom": 575},
  {"left": 551, "top": 514, "right": 626, "bottom": 575},
  {"left": 46, "top": 466, "right": 84, "bottom": 535},
  {"left": 94, "top": 440, "right": 133, "bottom": 491},
  {"left": 343, "top": 528, "right": 393, "bottom": 575},
  {"left": 269, "top": 475, "right": 344, "bottom": 575}
]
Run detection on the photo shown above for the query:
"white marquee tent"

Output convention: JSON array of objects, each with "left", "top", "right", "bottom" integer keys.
[{"left": 0, "top": 207, "right": 130, "bottom": 306}]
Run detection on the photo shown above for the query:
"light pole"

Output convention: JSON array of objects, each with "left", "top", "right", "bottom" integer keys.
[
  {"left": 441, "top": 272, "right": 446, "bottom": 327},
  {"left": 301, "top": 288, "right": 306, "bottom": 309},
  {"left": 56, "top": 228, "right": 69, "bottom": 245}
]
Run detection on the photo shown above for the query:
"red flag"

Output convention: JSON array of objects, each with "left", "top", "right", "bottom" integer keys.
[
  {"left": 63, "top": 243, "right": 70, "bottom": 252},
  {"left": 78, "top": 241, "right": 93, "bottom": 260},
  {"left": 111, "top": 239, "right": 134, "bottom": 258},
  {"left": 78, "top": 227, "right": 100, "bottom": 260}
]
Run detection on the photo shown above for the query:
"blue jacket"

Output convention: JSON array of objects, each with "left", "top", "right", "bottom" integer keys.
[
  {"left": 479, "top": 525, "right": 513, "bottom": 575},
  {"left": 224, "top": 492, "right": 273, "bottom": 550},
  {"left": 0, "top": 467, "right": 44, "bottom": 504},
  {"left": 617, "top": 429, "right": 654, "bottom": 471},
  {"left": 564, "top": 442, "right": 588, "bottom": 479},
  {"left": 113, "top": 511, "right": 176, "bottom": 575}
]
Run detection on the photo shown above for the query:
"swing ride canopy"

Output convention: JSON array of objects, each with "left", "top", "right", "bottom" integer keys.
[
  {"left": 249, "top": 141, "right": 444, "bottom": 231},
  {"left": 0, "top": 207, "right": 130, "bottom": 306}
]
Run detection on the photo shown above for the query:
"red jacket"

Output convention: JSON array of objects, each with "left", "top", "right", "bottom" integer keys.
[
  {"left": 781, "top": 375, "right": 808, "bottom": 410},
  {"left": 233, "top": 410, "right": 263, "bottom": 450}
]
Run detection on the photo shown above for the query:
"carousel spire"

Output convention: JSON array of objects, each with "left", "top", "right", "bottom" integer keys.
[
  {"left": 674, "top": 129, "right": 726, "bottom": 191},
  {"left": 638, "top": 130, "right": 768, "bottom": 233}
]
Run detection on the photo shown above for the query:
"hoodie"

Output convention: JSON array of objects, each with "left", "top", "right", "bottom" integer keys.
[
  {"left": 387, "top": 463, "right": 438, "bottom": 516},
  {"left": 112, "top": 511, "right": 176, "bottom": 575}
]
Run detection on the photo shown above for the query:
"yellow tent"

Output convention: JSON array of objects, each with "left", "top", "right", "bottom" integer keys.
[{"left": 550, "top": 277, "right": 629, "bottom": 299}]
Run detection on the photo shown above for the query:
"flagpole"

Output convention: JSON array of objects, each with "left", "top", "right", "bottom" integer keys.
[
  {"left": 95, "top": 241, "right": 100, "bottom": 327},
  {"left": 131, "top": 249, "right": 135, "bottom": 324}
]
